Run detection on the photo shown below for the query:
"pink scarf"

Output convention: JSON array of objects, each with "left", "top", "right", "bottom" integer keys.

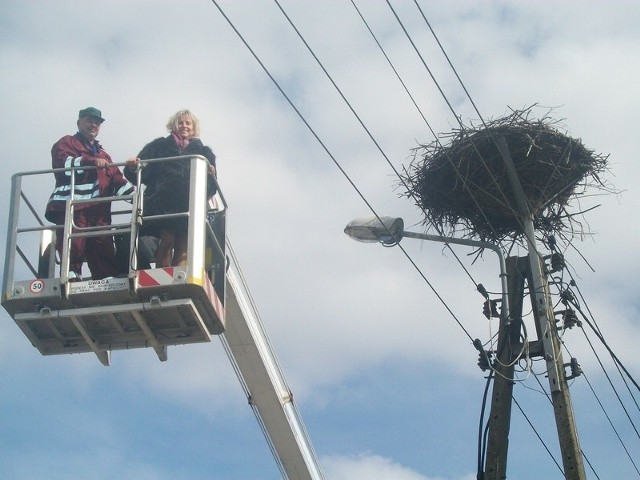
[{"left": 171, "top": 132, "right": 190, "bottom": 151}]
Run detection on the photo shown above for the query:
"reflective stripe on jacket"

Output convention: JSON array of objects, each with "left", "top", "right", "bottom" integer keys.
[{"left": 45, "top": 133, "right": 134, "bottom": 222}]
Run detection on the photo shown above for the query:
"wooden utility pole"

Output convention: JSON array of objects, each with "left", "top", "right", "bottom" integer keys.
[
  {"left": 484, "top": 256, "right": 526, "bottom": 479},
  {"left": 526, "top": 255, "right": 586, "bottom": 479},
  {"left": 482, "top": 138, "right": 587, "bottom": 479}
]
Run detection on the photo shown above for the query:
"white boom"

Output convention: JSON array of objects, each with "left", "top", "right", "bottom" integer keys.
[
  {"left": 222, "top": 246, "right": 324, "bottom": 479},
  {"left": 1, "top": 156, "right": 324, "bottom": 479}
]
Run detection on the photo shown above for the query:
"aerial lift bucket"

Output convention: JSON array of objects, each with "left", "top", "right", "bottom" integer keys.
[{"left": 2, "top": 156, "right": 226, "bottom": 365}]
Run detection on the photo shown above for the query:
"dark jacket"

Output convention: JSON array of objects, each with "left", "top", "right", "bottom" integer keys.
[{"left": 125, "top": 135, "right": 217, "bottom": 233}]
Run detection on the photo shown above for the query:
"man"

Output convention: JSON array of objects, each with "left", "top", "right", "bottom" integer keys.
[{"left": 45, "top": 107, "right": 134, "bottom": 280}]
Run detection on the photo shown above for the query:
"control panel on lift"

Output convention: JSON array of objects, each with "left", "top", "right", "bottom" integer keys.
[{"left": 1, "top": 156, "right": 227, "bottom": 365}]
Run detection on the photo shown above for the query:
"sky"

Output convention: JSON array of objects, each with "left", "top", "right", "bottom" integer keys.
[{"left": 1, "top": 1, "right": 639, "bottom": 479}]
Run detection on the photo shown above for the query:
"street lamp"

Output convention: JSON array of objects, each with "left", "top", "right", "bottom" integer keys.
[
  {"left": 343, "top": 216, "right": 405, "bottom": 245},
  {"left": 344, "top": 215, "right": 509, "bottom": 321}
]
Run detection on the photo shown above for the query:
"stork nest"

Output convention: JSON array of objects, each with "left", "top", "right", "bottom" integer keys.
[{"left": 401, "top": 107, "right": 611, "bottom": 248}]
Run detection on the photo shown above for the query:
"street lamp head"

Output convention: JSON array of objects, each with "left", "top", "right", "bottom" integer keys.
[{"left": 344, "top": 216, "right": 404, "bottom": 245}]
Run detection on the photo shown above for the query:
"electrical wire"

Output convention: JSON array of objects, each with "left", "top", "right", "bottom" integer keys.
[
  {"left": 268, "top": 0, "right": 525, "bottom": 349},
  {"left": 570, "top": 304, "right": 640, "bottom": 439},
  {"left": 561, "top": 342, "right": 640, "bottom": 475},
  {"left": 566, "top": 276, "right": 640, "bottom": 394},
  {"left": 556, "top": 271, "right": 640, "bottom": 445},
  {"left": 412, "top": 7, "right": 636, "bottom": 471},
  {"left": 526, "top": 362, "right": 603, "bottom": 480},
  {"left": 513, "top": 395, "right": 565, "bottom": 476},
  {"left": 210, "top": 0, "right": 477, "bottom": 345},
  {"left": 542, "top": 258, "right": 637, "bottom": 477},
  {"left": 409, "top": 2, "right": 569, "bottom": 276},
  {"left": 209, "top": 2, "right": 634, "bottom": 476},
  {"left": 404, "top": 7, "right": 635, "bottom": 473},
  {"left": 476, "top": 369, "right": 494, "bottom": 479},
  {"left": 275, "top": 0, "right": 499, "bottom": 296},
  {"left": 352, "top": 2, "right": 624, "bottom": 478},
  {"left": 385, "top": 0, "right": 512, "bottom": 251},
  {"left": 349, "top": 0, "right": 502, "bottom": 294},
  {"left": 267, "top": 0, "right": 524, "bottom": 353},
  {"left": 271, "top": 1, "right": 535, "bottom": 369},
  {"left": 387, "top": 0, "right": 523, "bottom": 232},
  {"left": 272, "top": 0, "right": 409, "bottom": 196}
]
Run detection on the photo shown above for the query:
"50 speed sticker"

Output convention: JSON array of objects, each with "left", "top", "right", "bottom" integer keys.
[{"left": 29, "top": 279, "right": 45, "bottom": 294}]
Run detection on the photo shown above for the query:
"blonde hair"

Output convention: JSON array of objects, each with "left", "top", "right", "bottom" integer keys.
[{"left": 166, "top": 109, "right": 200, "bottom": 138}]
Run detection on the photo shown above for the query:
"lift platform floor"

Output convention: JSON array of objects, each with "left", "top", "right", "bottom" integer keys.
[{"left": 3, "top": 269, "right": 225, "bottom": 365}]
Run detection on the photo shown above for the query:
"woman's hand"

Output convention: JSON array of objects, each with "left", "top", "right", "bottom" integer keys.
[{"left": 126, "top": 157, "right": 140, "bottom": 171}]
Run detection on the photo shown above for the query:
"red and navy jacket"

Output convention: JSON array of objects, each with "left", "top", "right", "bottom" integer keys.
[{"left": 45, "top": 133, "right": 135, "bottom": 222}]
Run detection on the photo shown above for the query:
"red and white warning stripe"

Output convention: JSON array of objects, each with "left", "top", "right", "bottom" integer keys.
[{"left": 137, "top": 267, "right": 175, "bottom": 287}]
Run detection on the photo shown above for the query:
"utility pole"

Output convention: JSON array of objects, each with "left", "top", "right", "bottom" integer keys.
[
  {"left": 526, "top": 254, "right": 586, "bottom": 479},
  {"left": 481, "top": 138, "right": 587, "bottom": 479},
  {"left": 483, "top": 256, "right": 526, "bottom": 479}
]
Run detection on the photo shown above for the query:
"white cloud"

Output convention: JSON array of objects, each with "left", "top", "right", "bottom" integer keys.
[
  {"left": 322, "top": 453, "right": 475, "bottom": 480},
  {"left": 1, "top": 1, "right": 639, "bottom": 478}
]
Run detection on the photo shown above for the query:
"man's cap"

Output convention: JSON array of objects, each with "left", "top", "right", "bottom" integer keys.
[{"left": 78, "top": 107, "right": 105, "bottom": 123}]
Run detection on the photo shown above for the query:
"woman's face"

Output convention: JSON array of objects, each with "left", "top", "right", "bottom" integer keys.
[{"left": 175, "top": 115, "right": 195, "bottom": 140}]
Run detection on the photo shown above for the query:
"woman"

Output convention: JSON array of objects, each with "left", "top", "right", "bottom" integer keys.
[{"left": 125, "top": 110, "right": 217, "bottom": 267}]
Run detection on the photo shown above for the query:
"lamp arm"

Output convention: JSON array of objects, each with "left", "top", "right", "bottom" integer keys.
[{"left": 401, "top": 231, "right": 509, "bottom": 323}]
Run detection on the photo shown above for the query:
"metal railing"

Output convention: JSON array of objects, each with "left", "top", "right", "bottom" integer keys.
[{"left": 3, "top": 155, "right": 227, "bottom": 301}]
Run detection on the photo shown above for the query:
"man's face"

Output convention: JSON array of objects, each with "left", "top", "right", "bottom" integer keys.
[{"left": 77, "top": 115, "right": 103, "bottom": 141}]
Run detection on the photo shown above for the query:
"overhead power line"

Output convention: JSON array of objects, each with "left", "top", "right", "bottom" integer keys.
[
  {"left": 209, "top": 0, "right": 477, "bottom": 343},
  {"left": 209, "top": 2, "right": 637, "bottom": 476}
]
